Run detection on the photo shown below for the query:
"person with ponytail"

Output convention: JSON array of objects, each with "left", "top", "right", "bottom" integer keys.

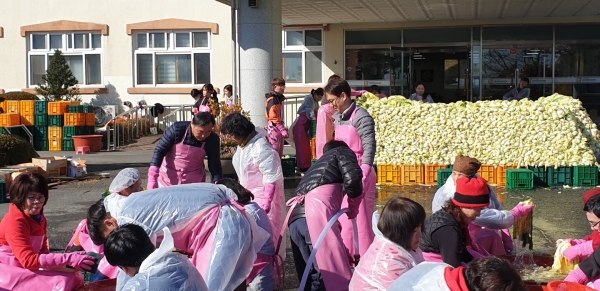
[
  {"left": 292, "top": 88, "right": 323, "bottom": 172},
  {"left": 193, "top": 84, "right": 219, "bottom": 114},
  {"left": 216, "top": 178, "right": 277, "bottom": 291}
]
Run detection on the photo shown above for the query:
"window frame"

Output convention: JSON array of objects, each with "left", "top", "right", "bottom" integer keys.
[
  {"left": 282, "top": 28, "right": 324, "bottom": 85},
  {"left": 27, "top": 32, "right": 104, "bottom": 87},
  {"left": 133, "top": 30, "right": 212, "bottom": 87}
]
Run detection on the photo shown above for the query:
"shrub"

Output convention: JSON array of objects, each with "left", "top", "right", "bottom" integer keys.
[
  {"left": 0, "top": 134, "right": 40, "bottom": 167},
  {"left": 0, "top": 91, "right": 40, "bottom": 100}
]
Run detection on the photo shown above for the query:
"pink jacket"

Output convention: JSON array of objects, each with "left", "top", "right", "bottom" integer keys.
[{"left": 349, "top": 234, "right": 424, "bottom": 290}]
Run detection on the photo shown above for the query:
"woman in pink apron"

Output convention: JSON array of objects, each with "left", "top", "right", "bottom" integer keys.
[
  {"left": 147, "top": 112, "right": 222, "bottom": 189},
  {"left": 0, "top": 173, "right": 95, "bottom": 291},
  {"left": 285, "top": 140, "right": 363, "bottom": 290},
  {"left": 220, "top": 113, "right": 287, "bottom": 264},
  {"left": 265, "top": 77, "right": 288, "bottom": 157},
  {"left": 324, "top": 75, "right": 377, "bottom": 256},
  {"left": 193, "top": 83, "right": 219, "bottom": 114},
  {"left": 292, "top": 88, "right": 323, "bottom": 171}
]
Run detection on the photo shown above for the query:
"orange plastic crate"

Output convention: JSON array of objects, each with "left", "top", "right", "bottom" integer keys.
[
  {"left": 19, "top": 100, "right": 35, "bottom": 115},
  {"left": 0, "top": 113, "right": 21, "bottom": 126},
  {"left": 401, "top": 165, "right": 425, "bottom": 185},
  {"left": 48, "top": 102, "right": 68, "bottom": 115},
  {"left": 85, "top": 113, "right": 96, "bottom": 126},
  {"left": 6, "top": 101, "right": 19, "bottom": 114},
  {"left": 425, "top": 164, "right": 450, "bottom": 185},
  {"left": 0, "top": 101, "right": 5, "bottom": 113},
  {"left": 377, "top": 165, "right": 401, "bottom": 185},
  {"left": 310, "top": 137, "right": 317, "bottom": 159},
  {"left": 64, "top": 113, "right": 86, "bottom": 126},
  {"left": 496, "top": 165, "right": 518, "bottom": 186},
  {"left": 20, "top": 114, "right": 35, "bottom": 126},
  {"left": 48, "top": 126, "right": 63, "bottom": 139},
  {"left": 70, "top": 101, "right": 81, "bottom": 105},
  {"left": 49, "top": 137, "right": 62, "bottom": 151},
  {"left": 479, "top": 165, "right": 497, "bottom": 184}
]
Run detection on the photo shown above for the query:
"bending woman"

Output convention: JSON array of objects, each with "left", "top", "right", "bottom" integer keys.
[{"left": 292, "top": 88, "right": 323, "bottom": 171}]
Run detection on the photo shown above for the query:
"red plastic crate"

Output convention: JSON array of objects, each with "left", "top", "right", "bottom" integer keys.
[
  {"left": 425, "top": 164, "right": 449, "bottom": 185},
  {"left": 496, "top": 165, "right": 518, "bottom": 186},
  {"left": 401, "top": 165, "right": 424, "bottom": 185}
]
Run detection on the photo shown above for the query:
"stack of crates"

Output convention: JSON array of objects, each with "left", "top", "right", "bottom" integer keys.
[
  {"left": 0, "top": 179, "right": 6, "bottom": 203},
  {"left": 64, "top": 105, "right": 85, "bottom": 151},
  {"left": 496, "top": 165, "right": 519, "bottom": 186},
  {"left": 33, "top": 101, "right": 49, "bottom": 150},
  {"left": 48, "top": 102, "right": 67, "bottom": 151}
]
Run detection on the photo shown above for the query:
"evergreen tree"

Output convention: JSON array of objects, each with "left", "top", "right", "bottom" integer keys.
[{"left": 36, "top": 49, "right": 81, "bottom": 101}]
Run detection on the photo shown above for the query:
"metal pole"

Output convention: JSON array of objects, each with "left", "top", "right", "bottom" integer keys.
[
  {"left": 232, "top": 0, "right": 238, "bottom": 103},
  {"left": 552, "top": 25, "right": 556, "bottom": 93}
]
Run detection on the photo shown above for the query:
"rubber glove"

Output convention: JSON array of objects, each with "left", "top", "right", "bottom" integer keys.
[
  {"left": 564, "top": 267, "right": 588, "bottom": 284},
  {"left": 501, "top": 229, "right": 515, "bottom": 254},
  {"left": 558, "top": 238, "right": 588, "bottom": 247},
  {"left": 360, "top": 164, "right": 373, "bottom": 186},
  {"left": 192, "top": 107, "right": 199, "bottom": 114},
  {"left": 346, "top": 193, "right": 363, "bottom": 219},
  {"left": 147, "top": 166, "right": 160, "bottom": 190},
  {"left": 276, "top": 123, "right": 289, "bottom": 139},
  {"left": 564, "top": 240, "right": 594, "bottom": 262},
  {"left": 509, "top": 202, "right": 534, "bottom": 220},
  {"left": 262, "top": 183, "right": 276, "bottom": 214},
  {"left": 38, "top": 252, "right": 95, "bottom": 272}
]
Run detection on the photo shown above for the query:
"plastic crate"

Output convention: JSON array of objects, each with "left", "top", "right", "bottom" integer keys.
[
  {"left": 425, "top": 164, "right": 449, "bottom": 185},
  {"left": 33, "top": 126, "right": 48, "bottom": 140},
  {"left": 82, "top": 105, "right": 95, "bottom": 113},
  {"left": 0, "top": 179, "right": 6, "bottom": 203},
  {"left": 401, "top": 165, "right": 424, "bottom": 185},
  {"left": 0, "top": 113, "right": 21, "bottom": 126},
  {"left": 20, "top": 113, "right": 35, "bottom": 126},
  {"left": 35, "top": 114, "right": 48, "bottom": 126},
  {"left": 62, "top": 138, "right": 75, "bottom": 151},
  {"left": 309, "top": 120, "right": 317, "bottom": 138},
  {"left": 438, "top": 168, "right": 453, "bottom": 188},
  {"left": 49, "top": 137, "right": 62, "bottom": 151},
  {"left": 33, "top": 139, "right": 49, "bottom": 151},
  {"left": 83, "top": 126, "right": 95, "bottom": 135},
  {"left": 67, "top": 105, "right": 84, "bottom": 113},
  {"left": 19, "top": 100, "right": 35, "bottom": 115},
  {"left": 48, "top": 126, "right": 63, "bottom": 139},
  {"left": 64, "top": 113, "right": 86, "bottom": 126},
  {"left": 507, "top": 169, "right": 534, "bottom": 190},
  {"left": 281, "top": 156, "right": 296, "bottom": 177},
  {"left": 70, "top": 101, "right": 81, "bottom": 105},
  {"left": 311, "top": 159, "right": 317, "bottom": 166},
  {"left": 479, "top": 165, "right": 497, "bottom": 184},
  {"left": 573, "top": 166, "right": 599, "bottom": 187},
  {"left": 35, "top": 101, "right": 48, "bottom": 115},
  {"left": 548, "top": 166, "right": 573, "bottom": 187},
  {"left": 63, "top": 126, "right": 85, "bottom": 138},
  {"left": 311, "top": 137, "right": 316, "bottom": 160},
  {"left": 377, "top": 165, "right": 401, "bottom": 185},
  {"left": 528, "top": 166, "right": 549, "bottom": 187},
  {"left": 0, "top": 101, "right": 5, "bottom": 113},
  {"left": 48, "top": 115, "right": 64, "bottom": 126},
  {"left": 48, "top": 102, "right": 68, "bottom": 115},
  {"left": 6, "top": 101, "right": 19, "bottom": 114},
  {"left": 496, "top": 165, "right": 518, "bottom": 186},
  {"left": 85, "top": 113, "right": 95, "bottom": 126}
]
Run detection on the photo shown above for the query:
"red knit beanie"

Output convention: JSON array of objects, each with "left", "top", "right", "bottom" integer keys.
[
  {"left": 583, "top": 188, "right": 600, "bottom": 210},
  {"left": 452, "top": 177, "right": 490, "bottom": 208}
]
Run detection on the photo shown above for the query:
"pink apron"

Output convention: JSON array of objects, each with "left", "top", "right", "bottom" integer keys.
[
  {"left": 65, "top": 219, "right": 120, "bottom": 278},
  {"left": 469, "top": 225, "right": 506, "bottom": 256},
  {"left": 316, "top": 104, "right": 335, "bottom": 159},
  {"left": 335, "top": 107, "right": 376, "bottom": 256},
  {"left": 293, "top": 112, "right": 312, "bottom": 169},
  {"left": 158, "top": 126, "right": 207, "bottom": 187},
  {"left": 266, "top": 123, "right": 284, "bottom": 157},
  {"left": 286, "top": 184, "right": 353, "bottom": 290},
  {"left": 198, "top": 97, "right": 212, "bottom": 113},
  {"left": 0, "top": 235, "right": 84, "bottom": 290}
]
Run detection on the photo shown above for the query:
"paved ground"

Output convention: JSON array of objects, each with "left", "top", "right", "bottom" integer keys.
[{"left": 0, "top": 137, "right": 594, "bottom": 289}]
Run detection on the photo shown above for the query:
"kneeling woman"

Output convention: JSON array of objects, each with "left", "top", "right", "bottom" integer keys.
[
  {"left": 350, "top": 197, "right": 426, "bottom": 290},
  {"left": 420, "top": 177, "right": 489, "bottom": 267},
  {"left": 0, "top": 173, "right": 95, "bottom": 290}
]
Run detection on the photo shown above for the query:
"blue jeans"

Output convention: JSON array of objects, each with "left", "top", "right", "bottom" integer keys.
[{"left": 289, "top": 218, "right": 325, "bottom": 291}]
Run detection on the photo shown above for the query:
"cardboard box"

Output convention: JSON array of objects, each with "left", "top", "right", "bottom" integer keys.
[
  {"left": 31, "top": 156, "right": 68, "bottom": 177},
  {"left": 3, "top": 163, "right": 47, "bottom": 180},
  {"left": 68, "top": 159, "right": 87, "bottom": 178}
]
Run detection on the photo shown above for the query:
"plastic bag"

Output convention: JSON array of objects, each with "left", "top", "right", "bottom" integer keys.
[{"left": 386, "top": 262, "right": 451, "bottom": 291}]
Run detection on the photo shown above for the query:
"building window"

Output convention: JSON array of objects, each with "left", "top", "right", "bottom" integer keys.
[
  {"left": 282, "top": 29, "right": 323, "bottom": 84},
  {"left": 134, "top": 31, "right": 211, "bottom": 86},
  {"left": 28, "top": 32, "right": 103, "bottom": 86}
]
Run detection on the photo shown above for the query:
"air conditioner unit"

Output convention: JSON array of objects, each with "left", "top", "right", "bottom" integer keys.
[{"left": 93, "top": 105, "right": 117, "bottom": 126}]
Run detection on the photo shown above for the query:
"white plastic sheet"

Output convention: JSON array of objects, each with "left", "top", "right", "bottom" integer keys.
[{"left": 386, "top": 262, "right": 451, "bottom": 291}]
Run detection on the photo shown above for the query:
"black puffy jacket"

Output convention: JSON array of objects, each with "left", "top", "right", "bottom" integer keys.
[
  {"left": 288, "top": 146, "right": 363, "bottom": 225},
  {"left": 150, "top": 121, "right": 222, "bottom": 182}
]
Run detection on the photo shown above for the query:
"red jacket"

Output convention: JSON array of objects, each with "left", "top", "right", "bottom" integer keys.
[{"left": 0, "top": 203, "right": 49, "bottom": 269}]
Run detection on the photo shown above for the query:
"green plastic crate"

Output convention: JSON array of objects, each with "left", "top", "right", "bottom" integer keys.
[
  {"left": 311, "top": 159, "right": 317, "bottom": 166},
  {"left": 33, "top": 126, "right": 48, "bottom": 140},
  {"left": 507, "top": 169, "right": 534, "bottom": 190},
  {"left": 528, "top": 166, "right": 549, "bottom": 187},
  {"left": 62, "top": 138, "right": 75, "bottom": 151},
  {"left": 35, "top": 114, "right": 48, "bottom": 126},
  {"left": 437, "top": 168, "right": 453, "bottom": 188},
  {"left": 83, "top": 126, "right": 95, "bottom": 135},
  {"left": 35, "top": 101, "right": 48, "bottom": 115},
  {"left": 33, "top": 139, "right": 49, "bottom": 151},
  {"left": 281, "top": 156, "right": 296, "bottom": 177},
  {"left": 548, "top": 166, "right": 573, "bottom": 187},
  {"left": 0, "top": 179, "right": 6, "bottom": 203},
  {"left": 574, "top": 166, "right": 599, "bottom": 187},
  {"left": 309, "top": 120, "right": 317, "bottom": 138},
  {"left": 63, "top": 126, "right": 85, "bottom": 138},
  {"left": 82, "top": 105, "right": 95, "bottom": 113},
  {"left": 67, "top": 105, "right": 84, "bottom": 113},
  {"left": 48, "top": 115, "right": 64, "bottom": 127}
]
